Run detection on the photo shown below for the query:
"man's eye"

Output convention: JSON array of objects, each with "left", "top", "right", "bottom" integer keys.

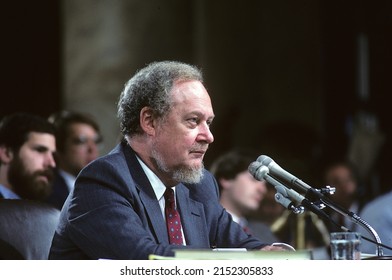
[
  {"left": 35, "top": 147, "right": 48, "bottom": 153},
  {"left": 188, "top": 118, "right": 198, "bottom": 124},
  {"left": 72, "top": 136, "right": 102, "bottom": 145},
  {"left": 72, "top": 137, "right": 87, "bottom": 145}
]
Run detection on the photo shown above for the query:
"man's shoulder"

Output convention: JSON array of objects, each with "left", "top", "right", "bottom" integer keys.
[
  {"left": 366, "top": 191, "right": 392, "bottom": 208},
  {"left": 90, "top": 143, "right": 130, "bottom": 166},
  {"left": 360, "top": 191, "right": 392, "bottom": 217},
  {"left": 78, "top": 144, "right": 134, "bottom": 181}
]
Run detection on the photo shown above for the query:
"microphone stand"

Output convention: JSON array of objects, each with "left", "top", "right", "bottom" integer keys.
[
  {"left": 305, "top": 187, "right": 384, "bottom": 257},
  {"left": 275, "top": 183, "right": 386, "bottom": 257},
  {"left": 265, "top": 168, "right": 386, "bottom": 257},
  {"left": 249, "top": 159, "right": 387, "bottom": 257},
  {"left": 274, "top": 186, "right": 305, "bottom": 214}
]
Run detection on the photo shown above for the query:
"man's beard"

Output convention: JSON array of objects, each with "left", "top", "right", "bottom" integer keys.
[
  {"left": 8, "top": 156, "right": 54, "bottom": 201},
  {"left": 151, "top": 148, "right": 204, "bottom": 184}
]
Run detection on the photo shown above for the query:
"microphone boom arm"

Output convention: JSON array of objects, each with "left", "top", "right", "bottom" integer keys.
[
  {"left": 249, "top": 157, "right": 386, "bottom": 257},
  {"left": 314, "top": 189, "right": 384, "bottom": 257},
  {"left": 275, "top": 169, "right": 385, "bottom": 257}
]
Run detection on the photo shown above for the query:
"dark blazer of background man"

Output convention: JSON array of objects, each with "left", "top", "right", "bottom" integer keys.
[{"left": 45, "top": 111, "right": 102, "bottom": 210}]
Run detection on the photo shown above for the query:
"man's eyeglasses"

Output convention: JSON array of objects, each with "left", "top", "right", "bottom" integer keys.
[{"left": 71, "top": 135, "right": 103, "bottom": 146}]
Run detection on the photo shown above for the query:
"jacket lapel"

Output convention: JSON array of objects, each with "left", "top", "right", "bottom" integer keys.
[
  {"left": 121, "top": 142, "right": 169, "bottom": 244},
  {"left": 176, "top": 185, "right": 209, "bottom": 247},
  {"left": 138, "top": 189, "right": 169, "bottom": 244}
]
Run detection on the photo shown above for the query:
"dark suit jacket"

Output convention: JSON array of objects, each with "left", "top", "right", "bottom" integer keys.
[
  {"left": 45, "top": 171, "right": 70, "bottom": 210},
  {"left": 49, "top": 142, "right": 268, "bottom": 259}
]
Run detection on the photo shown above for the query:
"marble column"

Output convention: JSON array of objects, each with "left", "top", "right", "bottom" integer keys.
[{"left": 62, "top": 0, "right": 194, "bottom": 154}]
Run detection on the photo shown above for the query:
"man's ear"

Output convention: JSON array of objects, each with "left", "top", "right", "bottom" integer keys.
[
  {"left": 219, "top": 178, "right": 232, "bottom": 190},
  {"left": 0, "top": 145, "right": 14, "bottom": 164},
  {"left": 139, "top": 107, "right": 156, "bottom": 136}
]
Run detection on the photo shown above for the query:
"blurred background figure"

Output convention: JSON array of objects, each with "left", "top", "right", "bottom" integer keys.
[
  {"left": 355, "top": 188, "right": 392, "bottom": 256},
  {"left": 323, "top": 160, "right": 364, "bottom": 232},
  {"left": 0, "top": 113, "right": 56, "bottom": 200},
  {"left": 256, "top": 183, "right": 286, "bottom": 228},
  {"left": 45, "top": 111, "right": 102, "bottom": 209},
  {"left": 210, "top": 149, "right": 279, "bottom": 243}
]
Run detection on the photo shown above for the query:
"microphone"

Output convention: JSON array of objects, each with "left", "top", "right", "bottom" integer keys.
[
  {"left": 248, "top": 161, "right": 268, "bottom": 181},
  {"left": 248, "top": 160, "right": 331, "bottom": 221},
  {"left": 249, "top": 162, "right": 302, "bottom": 213},
  {"left": 256, "top": 155, "right": 313, "bottom": 194},
  {"left": 248, "top": 161, "right": 305, "bottom": 204},
  {"left": 250, "top": 158, "right": 389, "bottom": 256}
]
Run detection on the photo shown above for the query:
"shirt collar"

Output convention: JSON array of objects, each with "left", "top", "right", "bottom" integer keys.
[
  {"left": 135, "top": 156, "right": 169, "bottom": 201},
  {"left": 58, "top": 169, "right": 76, "bottom": 192},
  {"left": 226, "top": 210, "right": 247, "bottom": 226},
  {"left": 0, "top": 184, "right": 21, "bottom": 199}
]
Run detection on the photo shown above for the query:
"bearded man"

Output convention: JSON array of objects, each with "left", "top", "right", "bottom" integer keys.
[{"left": 0, "top": 113, "right": 56, "bottom": 200}]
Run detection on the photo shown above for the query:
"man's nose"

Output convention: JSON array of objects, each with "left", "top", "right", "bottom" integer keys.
[{"left": 46, "top": 153, "right": 56, "bottom": 168}]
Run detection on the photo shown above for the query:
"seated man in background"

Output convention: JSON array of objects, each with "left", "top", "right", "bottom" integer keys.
[
  {"left": 0, "top": 112, "right": 56, "bottom": 200},
  {"left": 323, "top": 160, "right": 364, "bottom": 231},
  {"left": 210, "top": 149, "right": 279, "bottom": 243},
  {"left": 45, "top": 111, "right": 102, "bottom": 209},
  {"left": 356, "top": 189, "right": 392, "bottom": 256}
]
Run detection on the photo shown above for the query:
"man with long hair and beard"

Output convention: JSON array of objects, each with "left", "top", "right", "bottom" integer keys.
[
  {"left": 49, "top": 61, "right": 292, "bottom": 260},
  {"left": 0, "top": 113, "right": 56, "bottom": 200}
]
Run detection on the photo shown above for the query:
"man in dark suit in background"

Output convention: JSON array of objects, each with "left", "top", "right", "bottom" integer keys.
[
  {"left": 45, "top": 111, "right": 102, "bottom": 210},
  {"left": 210, "top": 149, "right": 279, "bottom": 244},
  {"left": 49, "top": 61, "right": 291, "bottom": 260}
]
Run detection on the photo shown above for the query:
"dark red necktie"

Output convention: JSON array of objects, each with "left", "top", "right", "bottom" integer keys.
[
  {"left": 164, "top": 187, "right": 184, "bottom": 245},
  {"left": 239, "top": 218, "right": 253, "bottom": 235},
  {"left": 243, "top": 225, "right": 253, "bottom": 235}
]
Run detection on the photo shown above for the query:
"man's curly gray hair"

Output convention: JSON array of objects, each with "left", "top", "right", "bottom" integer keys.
[{"left": 117, "top": 61, "right": 203, "bottom": 137}]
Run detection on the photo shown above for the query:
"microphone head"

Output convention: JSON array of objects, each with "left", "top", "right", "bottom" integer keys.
[
  {"left": 274, "top": 184, "right": 288, "bottom": 196},
  {"left": 248, "top": 161, "right": 269, "bottom": 181},
  {"left": 248, "top": 161, "right": 261, "bottom": 177},
  {"left": 257, "top": 155, "right": 273, "bottom": 166}
]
